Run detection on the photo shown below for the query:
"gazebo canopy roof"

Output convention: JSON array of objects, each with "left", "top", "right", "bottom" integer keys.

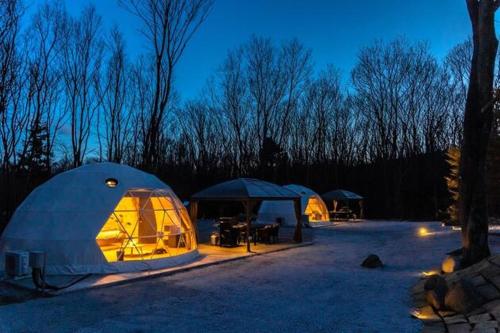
[
  {"left": 191, "top": 178, "right": 300, "bottom": 201},
  {"left": 322, "top": 189, "right": 363, "bottom": 201}
]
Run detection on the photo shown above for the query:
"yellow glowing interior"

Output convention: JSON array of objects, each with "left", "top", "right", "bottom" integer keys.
[
  {"left": 96, "top": 189, "right": 196, "bottom": 262},
  {"left": 304, "top": 197, "right": 329, "bottom": 222}
]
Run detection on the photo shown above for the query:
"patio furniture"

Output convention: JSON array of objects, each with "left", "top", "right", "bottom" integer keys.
[
  {"left": 219, "top": 221, "right": 240, "bottom": 247},
  {"left": 190, "top": 178, "right": 302, "bottom": 252}
]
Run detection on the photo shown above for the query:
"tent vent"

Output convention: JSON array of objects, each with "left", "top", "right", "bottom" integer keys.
[{"left": 105, "top": 178, "right": 118, "bottom": 188}]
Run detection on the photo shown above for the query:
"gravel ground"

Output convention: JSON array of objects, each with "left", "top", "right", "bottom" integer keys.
[{"left": 1, "top": 221, "right": 496, "bottom": 333}]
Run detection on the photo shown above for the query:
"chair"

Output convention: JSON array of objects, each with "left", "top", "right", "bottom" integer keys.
[
  {"left": 257, "top": 225, "right": 273, "bottom": 244},
  {"left": 219, "top": 221, "right": 240, "bottom": 247},
  {"left": 271, "top": 223, "right": 280, "bottom": 243}
]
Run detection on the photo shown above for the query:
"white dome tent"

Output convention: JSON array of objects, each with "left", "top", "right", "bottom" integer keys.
[
  {"left": 0, "top": 163, "right": 198, "bottom": 275},
  {"left": 257, "top": 184, "right": 330, "bottom": 226}
]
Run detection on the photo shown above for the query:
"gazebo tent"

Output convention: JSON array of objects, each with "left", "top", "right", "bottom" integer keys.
[
  {"left": 322, "top": 189, "right": 364, "bottom": 218},
  {"left": 0, "top": 163, "right": 198, "bottom": 275},
  {"left": 258, "top": 184, "right": 330, "bottom": 226},
  {"left": 190, "top": 178, "right": 302, "bottom": 252}
]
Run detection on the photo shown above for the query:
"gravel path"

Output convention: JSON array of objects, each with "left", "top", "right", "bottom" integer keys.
[{"left": 1, "top": 221, "right": 491, "bottom": 333}]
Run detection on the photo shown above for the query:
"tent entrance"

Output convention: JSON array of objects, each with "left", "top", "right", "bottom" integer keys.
[
  {"left": 96, "top": 189, "right": 196, "bottom": 262},
  {"left": 304, "top": 197, "right": 329, "bottom": 222}
]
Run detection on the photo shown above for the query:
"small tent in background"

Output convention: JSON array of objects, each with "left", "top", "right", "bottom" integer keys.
[
  {"left": 257, "top": 184, "right": 330, "bottom": 226},
  {"left": 322, "top": 189, "right": 364, "bottom": 219},
  {"left": 0, "top": 163, "right": 199, "bottom": 275}
]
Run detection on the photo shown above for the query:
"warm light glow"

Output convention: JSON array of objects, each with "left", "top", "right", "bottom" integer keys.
[
  {"left": 418, "top": 227, "right": 431, "bottom": 237},
  {"left": 421, "top": 270, "right": 439, "bottom": 277},
  {"left": 304, "top": 197, "right": 330, "bottom": 222},
  {"left": 96, "top": 189, "right": 196, "bottom": 262},
  {"left": 410, "top": 309, "right": 432, "bottom": 320}
]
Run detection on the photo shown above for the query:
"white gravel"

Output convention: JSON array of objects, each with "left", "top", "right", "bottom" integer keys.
[{"left": 1, "top": 221, "right": 498, "bottom": 333}]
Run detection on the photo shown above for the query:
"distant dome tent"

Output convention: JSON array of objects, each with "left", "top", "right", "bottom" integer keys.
[
  {"left": 258, "top": 184, "right": 330, "bottom": 226},
  {"left": 0, "top": 163, "right": 198, "bottom": 275}
]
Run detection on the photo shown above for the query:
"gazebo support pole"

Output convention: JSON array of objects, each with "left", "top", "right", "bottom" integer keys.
[
  {"left": 359, "top": 200, "right": 364, "bottom": 219},
  {"left": 189, "top": 200, "right": 199, "bottom": 243},
  {"left": 293, "top": 198, "right": 302, "bottom": 243},
  {"left": 245, "top": 200, "right": 251, "bottom": 253}
]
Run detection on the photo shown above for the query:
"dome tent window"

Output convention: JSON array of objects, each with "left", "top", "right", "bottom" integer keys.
[
  {"left": 96, "top": 188, "right": 196, "bottom": 262},
  {"left": 105, "top": 178, "right": 119, "bottom": 188}
]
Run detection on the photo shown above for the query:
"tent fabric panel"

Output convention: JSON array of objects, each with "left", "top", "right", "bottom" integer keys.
[
  {"left": 0, "top": 238, "right": 105, "bottom": 269},
  {"left": 257, "top": 200, "right": 298, "bottom": 226}
]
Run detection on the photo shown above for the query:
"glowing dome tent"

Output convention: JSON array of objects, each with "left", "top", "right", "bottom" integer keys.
[
  {"left": 0, "top": 163, "right": 198, "bottom": 275},
  {"left": 257, "top": 184, "right": 330, "bottom": 226}
]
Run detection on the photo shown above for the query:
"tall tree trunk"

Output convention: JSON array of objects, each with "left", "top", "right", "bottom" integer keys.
[{"left": 461, "top": 0, "right": 499, "bottom": 266}]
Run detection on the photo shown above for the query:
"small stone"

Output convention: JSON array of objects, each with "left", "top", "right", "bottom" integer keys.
[
  {"left": 468, "top": 312, "right": 492, "bottom": 323},
  {"left": 466, "top": 307, "right": 486, "bottom": 317},
  {"left": 488, "top": 255, "right": 500, "bottom": 267},
  {"left": 471, "top": 328, "right": 496, "bottom": 333},
  {"left": 480, "top": 264, "right": 500, "bottom": 280},
  {"left": 473, "top": 320, "right": 498, "bottom": 329},
  {"left": 476, "top": 283, "right": 500, "bottom": 301},
  {"left": 482, "top": 299, "right": 500, "bottom": 312},
  {"left": 442, "top": 256, "right": 459, "bottom": 274},
  {"left": 488, "top": 275, "right": 500, "bottom": 290},
  {"left": 361, "top": 254, "right": 383, "bottom": 268},
  {"left": 444, "top": 314, "right": 468, "bottom": 325},
  {"left": 438, "top": 310, "right": 456, "bottom": 317},
  {"left": 425, "top": 275, "right": 448, "bottom": 291},
  {"left": 447, "top": 323, "right": 471, "bottom": 333},
  {"left": 412, "top": 305, "right": 441, "bottom": 321},
  {"left": 470, "top": 274, "right": 487, "bottom": 287},
  {"left": 445, "top": 279, "right": 483, "bottom": 313}
]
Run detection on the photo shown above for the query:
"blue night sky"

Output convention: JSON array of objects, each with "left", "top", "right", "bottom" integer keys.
[{"left": 30, "top": 0, "right": 471, "bottom": 101}]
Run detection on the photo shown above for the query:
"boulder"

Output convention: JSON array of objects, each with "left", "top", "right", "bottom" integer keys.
[
  {"left": 445, "top": 278, "right": 482, "bottom": 313},
  {"left": 424, "top": 275, "right": 448, "bottom": 310},
  {"left": 424, "top": 274, "right": 447, "bottom": 291},
  {"left": 361, "top": 254, "right": 383, "bottom": 268},
  {"left": 442, "top": 256, "right": 459, "bottom": 274}
]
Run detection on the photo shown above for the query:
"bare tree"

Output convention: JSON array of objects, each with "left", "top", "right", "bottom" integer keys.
[
  {"left": 60, "top": 5, "right": 104, "bottom": 167},
  {"left": 97, "top": 27, "right": 131, "bottom": 163},
  {"left": 460, "top": 0, "right": 500, "bottom": 266},
  {"left": 0, "top": 0, "right": 25, "bottom": 170},
  {"left": 19, "top": 1, "right": 66, "bottom": 174},
  {"left": 120, "top": 0, "right": 213, "bottom": 170}
]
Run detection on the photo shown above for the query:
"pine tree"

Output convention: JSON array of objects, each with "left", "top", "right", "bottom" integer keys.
[
  {"left": 18, "top": 117, "right": 50, "bottom": 176},
  {"left": 445, "top": 147, "right": 461, "bottom": 225}
]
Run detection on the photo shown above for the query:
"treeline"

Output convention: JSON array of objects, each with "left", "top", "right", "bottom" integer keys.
[{"left": 0, "top": 0, "right": 480, "bottom": 229}]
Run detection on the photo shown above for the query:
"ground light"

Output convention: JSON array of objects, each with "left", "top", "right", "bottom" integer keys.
[
  {"left": 417, "top": 227, "right": 431, "bottom": 237},
  {"left": 420, "top": 270, "right": 439, "bottom": 277}
]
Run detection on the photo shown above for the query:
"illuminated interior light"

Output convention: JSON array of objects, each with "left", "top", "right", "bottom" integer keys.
[{"left": 96, "top": 189, "right": 196, "bottom": 262}]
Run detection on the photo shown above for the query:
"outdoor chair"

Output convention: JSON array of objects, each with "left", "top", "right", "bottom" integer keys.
[
  {"left": 270, "top": 223, "right": 280, "bottom": 243},
  {"left": 219, "top": 221, "right": 240, "bottom": 247},
  {"left": 257, "top": 225, "right": 273, "bottom": 244}
]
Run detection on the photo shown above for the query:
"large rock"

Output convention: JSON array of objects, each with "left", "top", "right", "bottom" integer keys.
[
  {"left": 445, "top": 278, "right": 482, "bottom": 313},
  {"left": 424, "top": 275, "right": 448, "bottom": 310},
  {"left": 361, "top": 254, "right": 383, "bottom": 268}
]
